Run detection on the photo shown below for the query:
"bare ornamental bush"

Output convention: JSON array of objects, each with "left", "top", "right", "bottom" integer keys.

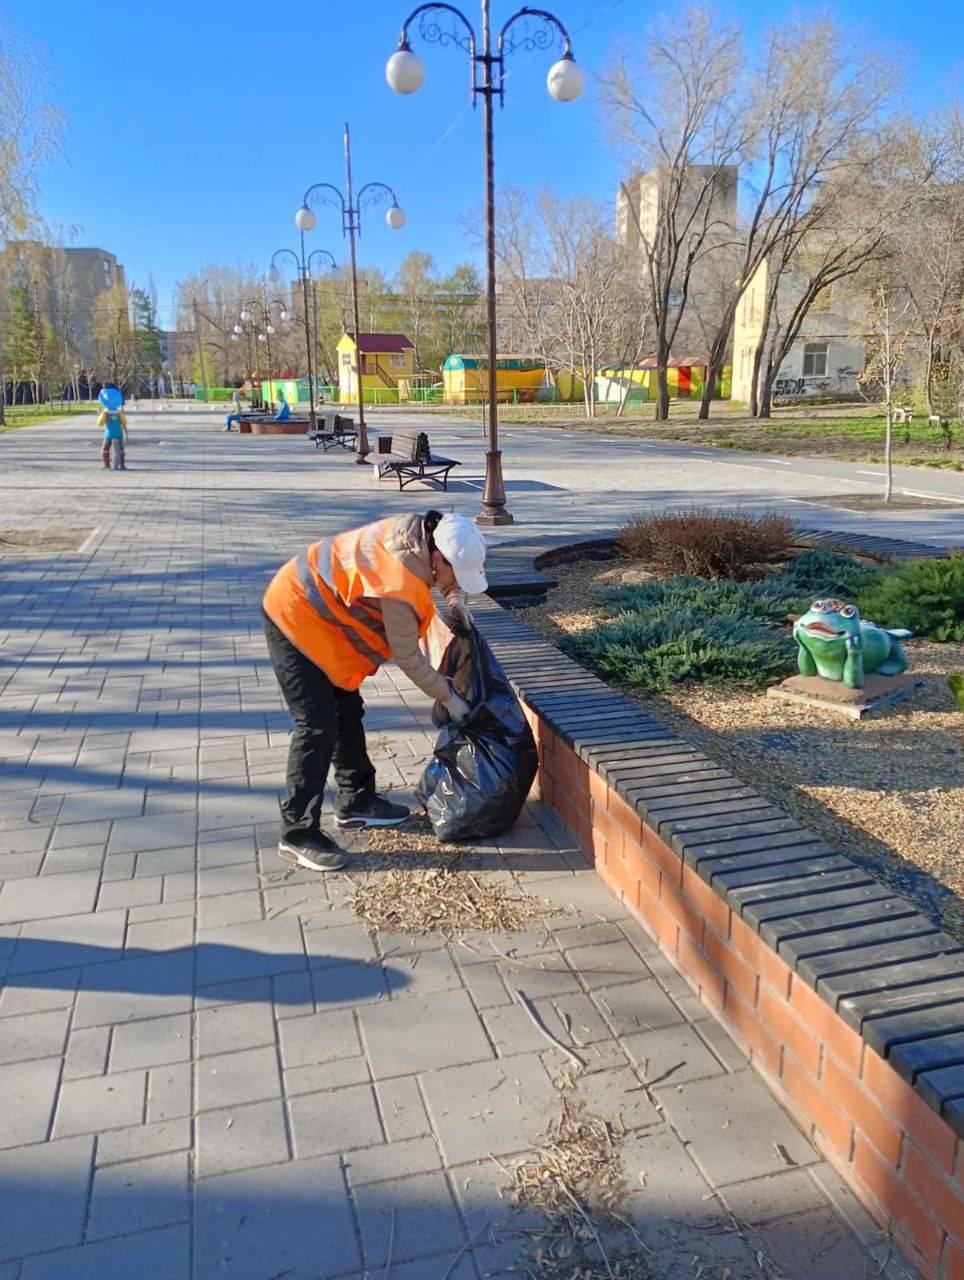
[{"left": 618, "top": 508, "right": 796, "bottom": 579}]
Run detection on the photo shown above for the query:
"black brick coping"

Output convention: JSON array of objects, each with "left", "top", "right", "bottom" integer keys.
[{"left": 475, "top": 526, "right": 964, "bottom": 1136}]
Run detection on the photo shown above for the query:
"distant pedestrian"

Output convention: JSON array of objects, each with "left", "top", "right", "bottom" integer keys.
[
  {"left": 98, "top": 386, "right": 128, "bottom": 470},
  {"left": 225, "top": 386, "right": 246, "bottom": 431}
]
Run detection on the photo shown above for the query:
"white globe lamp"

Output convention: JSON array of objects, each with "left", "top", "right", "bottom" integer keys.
[
  {"left": 280, "top": 310, "right": 290, "bottom": 322},
  {"left": 240, "top": 309, "right": 251, "bottom": 322},
  {"left": 257, "top": 333, "right": 267, "bottom": 344},
  {"left": 295, "top": 204, "right": 317, "bottom": 232},
  {"left": 386, "top": 203, "right": 407, "bottom": 230},
  {"left": 230, "top": 333, "right": 240, "bottom": 343},
  {"left": 386, "top": 47, "right": 424, "bottom": 95},
  {"left": 547, "top": 55, "right": 584, "bottom": 102},
  {"left": 266, "top": 324, "right": 275, "bottom": 335},
  {"left": 233, "top": 323, "right": 243, "bottom": 334}
]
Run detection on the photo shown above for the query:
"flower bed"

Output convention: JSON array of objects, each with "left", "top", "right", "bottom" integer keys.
[{"left": 515, "top": 549, "right": 964, "bottom": 941}]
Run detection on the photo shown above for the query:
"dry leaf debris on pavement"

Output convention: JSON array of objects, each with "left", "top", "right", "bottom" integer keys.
[
  {"left": 349, "top": 817, "right": 558, "bottom": 936},
  {"left": 506, "top": 1090, "right": 657, "bottom": 1280}
]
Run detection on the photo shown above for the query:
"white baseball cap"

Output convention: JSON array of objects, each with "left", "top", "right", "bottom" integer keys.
[{"left": 434, "top": 513, "right": 488, "bottom": 595}]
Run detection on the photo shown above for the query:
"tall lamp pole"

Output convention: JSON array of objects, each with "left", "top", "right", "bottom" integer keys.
[
  {"left": 386, "top": 2, "right": 583, "bottom": 525},
  {"left": 267, "top": 242, "right": 334, "bottom": 430},
  {"left": 191, "top": 296, "right": 210, "bottom": 403},
  {"left": 295, "top": 124, "right": 407, "bottom": 464}
]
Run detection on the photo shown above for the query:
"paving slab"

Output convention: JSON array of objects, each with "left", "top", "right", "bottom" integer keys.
[
  {"left": 359, "top": 988, "right": 494, "bottom": 1078},
  {"left": 0, "top": 1135, "right": 93, "bottom": 1262},
  {"left": 655, "top": 1070, "right": 821, "bottom": 1186},
  {"left": 193, "top": 1154, "right": 360, "bottom": 1279},
  {"left": 420, "top": 1052, "right": 555, "bottom": 1165},
  {"left": 0, "top": 409, "right": 933, "bottom": 1280}
]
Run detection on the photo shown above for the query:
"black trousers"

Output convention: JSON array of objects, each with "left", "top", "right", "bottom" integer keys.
[{"left": 263, "top": 613, "right": 376, "bottom": 842}]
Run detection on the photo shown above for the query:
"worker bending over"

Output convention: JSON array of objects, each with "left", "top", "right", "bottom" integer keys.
[{"left": 262, "top": 510, "right": 486, "bottom": 871}]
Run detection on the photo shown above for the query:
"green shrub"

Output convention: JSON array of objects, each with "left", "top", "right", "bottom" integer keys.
[
  {"left": 857, "top": 556, "right": 964, "bottom": 641},
  {"left": 571, "top": 547, "right": 885, "bottom": 693},
  {"left": 568, "top": 612, "right": 795, "bottom": 692},
  {"left": 617, "top": 507, "right": 795, "bottom": 579},
  {"left": 604, "top": 549, "right": 879, "bottom": 628},
  {"left": 948, "top": 672, "right": 964, "bottom": 711},
  {"left": 761, "top": 547, "right": 881, "bottom": 601}
]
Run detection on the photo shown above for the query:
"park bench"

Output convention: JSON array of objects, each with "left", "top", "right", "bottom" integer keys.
[
  {"left": 373, "top": 428, "right": 460, "bottom": 491},
  {"left": 308, "top": 412, "right": 358, "bottom": 453},
  {"left": 894, "top": 406, "right": 913, "bottom": 424}
]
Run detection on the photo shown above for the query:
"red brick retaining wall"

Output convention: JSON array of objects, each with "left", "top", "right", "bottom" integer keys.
[
  {"left": 247, "top": 422, "right": 308, "bottom": 435},
  {"left": 519, "top": 702, "right": 964, "bottom": 1280}
]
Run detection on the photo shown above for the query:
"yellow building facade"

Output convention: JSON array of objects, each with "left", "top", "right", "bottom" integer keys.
[{"left": 336, "top": 332, "right": 415, "bottom": 404}]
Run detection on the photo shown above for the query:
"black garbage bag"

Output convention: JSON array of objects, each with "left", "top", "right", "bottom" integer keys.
[{"left": 417, "top": 625, "right": 538, "bottom": 842}]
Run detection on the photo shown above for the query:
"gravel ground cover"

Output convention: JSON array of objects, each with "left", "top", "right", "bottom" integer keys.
[{"left": 516, "top": 555, "right": 964, "bottom": 940}]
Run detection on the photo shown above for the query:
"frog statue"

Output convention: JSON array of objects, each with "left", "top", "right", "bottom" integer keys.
[{"left": 792, "top": 598, "right": 911, "bottom": 690}]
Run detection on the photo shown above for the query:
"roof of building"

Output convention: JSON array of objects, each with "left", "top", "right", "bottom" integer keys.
[
  {"left": 444, "top": 354, "right": 547, "bottom": 371},
  {"left": 343, "top": 332, "right": 413, "bottom": 353}
]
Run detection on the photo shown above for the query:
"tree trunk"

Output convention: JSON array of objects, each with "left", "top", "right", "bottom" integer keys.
[
  {"left": 655, "top": 354, "right": 670, "bottom": 421},
  {"left": 699, "top": 351, "right": 725, "bottom": 420},
  {"left": 884, "top": 402, "right": 894, "bottom": 502},
  {"left": 924, "top": 329, "right": 936, "bottom": 417},
  {"left": 758, "top": 359, "right": 777, "bottom": 419},
  {"left": 749, "top": 340, "right": 764, "bottom": 417}
]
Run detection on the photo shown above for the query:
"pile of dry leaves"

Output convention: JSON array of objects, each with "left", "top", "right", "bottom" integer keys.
[{"left": 349, "top": 817, "right": 557, "bottom": 937}]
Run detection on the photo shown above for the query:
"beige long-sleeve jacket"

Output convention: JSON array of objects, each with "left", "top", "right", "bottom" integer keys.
[{"left": 381, "top": 514, "right": 457, "bottom": 705}]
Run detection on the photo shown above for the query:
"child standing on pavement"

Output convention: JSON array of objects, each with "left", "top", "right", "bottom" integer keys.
[{"left": 98, "top": 386, "right": 128, "bottom": 470}]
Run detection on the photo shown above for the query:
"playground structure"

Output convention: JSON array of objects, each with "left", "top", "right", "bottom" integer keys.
[
  {"left": 336, "top": 332, "right": 415, "bottom": 405},
  {"left": 442, "top": 354, "right": 585, "bottom": 405},
  {"left": 595, "top": 357, "right": 732, "bottom": 405}
]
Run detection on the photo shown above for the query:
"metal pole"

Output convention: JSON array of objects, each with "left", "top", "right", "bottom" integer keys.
[
  {"left": 345, "top": 123, "right": 370, "bottom": 463},
  {"left": 299, "top": 230, "right": 318, "bottom": 430},
  {"left": 477, "top": 0, "right": 512, "bottom": 524},
  {"left": 262, "top": 288, "right": 273, "bottom": 395},
  {"left": 311, "top": 279, "right": 322, "bottom": 398},
  {"left": 192, "top": 297, "right": 209, "bottom": 403}
]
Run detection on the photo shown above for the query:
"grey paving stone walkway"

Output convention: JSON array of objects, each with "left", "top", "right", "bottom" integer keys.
[{"left": 0, "top": 409, "right": 925, "bottom": 1279}]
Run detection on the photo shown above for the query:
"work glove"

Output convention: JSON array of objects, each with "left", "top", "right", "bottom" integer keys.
[{"left": 445, "top": 690, "right": 471, "bottom": 723}]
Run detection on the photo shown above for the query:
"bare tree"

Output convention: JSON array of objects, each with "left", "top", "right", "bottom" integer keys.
[
  {"left": 697, "top": 19, "right": 894, "bottom": 419},
  {"left": 603, "top": 6, "right": 747, "bottom": 420},
  {"left": 858, "top": 274, "right": 915, "bottom": 501},
  {"left": 894, "top": 112, "right": 964, "bottom": 415},
  {"left": 753, "top": 124, "right": 939, "bottom": 417},
  {"left": 91, "top": 284, "right": 138, "bottom": 391},
  {"left": 537, "top": 194, "right": 641, "bottom": 418}
]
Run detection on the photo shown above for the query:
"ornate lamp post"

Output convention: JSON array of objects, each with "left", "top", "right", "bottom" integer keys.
[
  {"left": 295, "top": 123, "right": 406, "bottom": 463},
  {"left": 236, "top": 295, "right": 290, "bottom": 395},
  {"left": 386, "top": 3, "right": 583, "bottom": 525},
  {"left": 267, "top": 242, "right": 335, "bottom": 430}
]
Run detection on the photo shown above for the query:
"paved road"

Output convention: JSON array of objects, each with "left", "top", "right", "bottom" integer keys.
[{"left": 0, "top": 408, "right": 921, "bottom": 1279}]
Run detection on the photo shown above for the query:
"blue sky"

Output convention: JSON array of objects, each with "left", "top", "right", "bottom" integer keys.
[{"left": 6, "top": 0, "right": 961, "bottom": 328}]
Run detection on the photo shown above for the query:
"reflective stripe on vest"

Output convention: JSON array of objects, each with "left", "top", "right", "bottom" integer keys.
[{"left": 295, "top": 549, "right": 387, "bottom": 669}]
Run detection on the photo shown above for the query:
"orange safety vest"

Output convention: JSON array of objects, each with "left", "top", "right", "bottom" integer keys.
[{"left": 263, "top": 516, "right": 436, "bottom": 690}]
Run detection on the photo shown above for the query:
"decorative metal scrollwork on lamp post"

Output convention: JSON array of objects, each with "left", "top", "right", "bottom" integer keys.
[
  {"left": 386, "top": 2, "right": 583, "bottom": 525},
  {"left": 294, "top": 124, "right": 406, "bottom": 463}
]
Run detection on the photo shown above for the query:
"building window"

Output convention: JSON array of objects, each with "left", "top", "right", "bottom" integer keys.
[
  {"left": 390, "top": 353, "right": 406, "bottom": 367},
  {"left": 102, "top": 260, "right": 111, "bottom": 273},
  {"left": 803, "top": 342, "right": 828, "bottom": 377},
  {"left": 341, "top": 352, "right": 351, "bottom": 366}
]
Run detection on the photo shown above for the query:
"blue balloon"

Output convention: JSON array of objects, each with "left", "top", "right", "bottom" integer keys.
[{"left": 99, "top": 387, "right": 124, "bottom": 411}]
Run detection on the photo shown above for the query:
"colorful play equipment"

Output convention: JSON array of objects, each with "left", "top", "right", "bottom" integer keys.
[
  {"left": 442, "top": 354, "right": 578, "bottom": 405},
  {"left": 596, "top": 358, "right": 732, "bottom": 405}
]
